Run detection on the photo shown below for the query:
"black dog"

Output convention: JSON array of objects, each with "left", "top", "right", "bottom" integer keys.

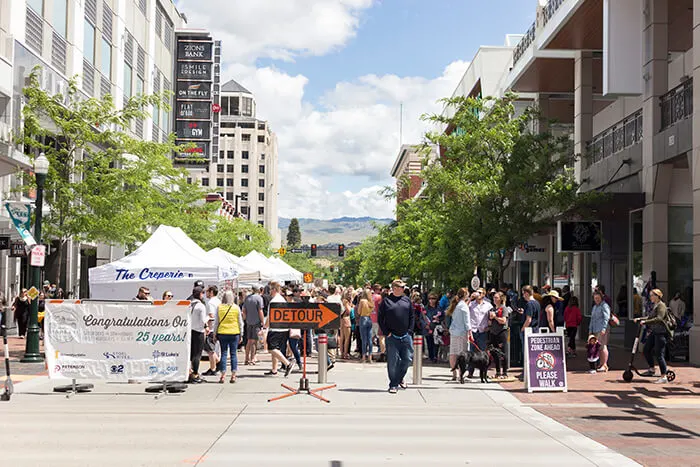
[{"left": 451, "top": 345, "right": 506, "bottom": 384}]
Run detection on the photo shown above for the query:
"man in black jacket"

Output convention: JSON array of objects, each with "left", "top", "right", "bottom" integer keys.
[{"left": 378, "top": 279, "right": 415, "bottom": 393}]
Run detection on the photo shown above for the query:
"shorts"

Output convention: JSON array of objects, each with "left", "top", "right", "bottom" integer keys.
[
  {"left": 203, "top": 333, "right": 216, "bottom": 353},
  {"left": 595, "top": 330, "right": 609, "bottom": 346},
  {"left": 246, "top": 323, "right": 262, "bottom": 341},
  {"left": 267, "top": 330, "right": 289, "bottom": 352},
  {"left": 450, "top": 335, "right": 468, "bottom": 356}
]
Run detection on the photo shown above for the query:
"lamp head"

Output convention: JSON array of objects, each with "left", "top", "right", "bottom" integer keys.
[{"left": 34, "top": 153, "right": 49, "bottom": 175}]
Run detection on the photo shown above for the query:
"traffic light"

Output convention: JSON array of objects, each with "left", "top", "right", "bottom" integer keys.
[
  {"left": 338, "top": 244, "right": 345, "bottom": 257},
  {"left": 310, "top": 244, "right": 317, "bottom": 257}
]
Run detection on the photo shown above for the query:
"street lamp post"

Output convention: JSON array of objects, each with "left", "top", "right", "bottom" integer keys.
[{"left": 21, "top": 153, "right": 49, "bottom": 363}]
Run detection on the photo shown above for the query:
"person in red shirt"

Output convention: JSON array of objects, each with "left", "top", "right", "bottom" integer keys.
[
  {"left": 371, "top": 284, "right": 385, "bottom": 358},
  {"left": 564, "top": 296, "right": 583, "bottom": 356}
]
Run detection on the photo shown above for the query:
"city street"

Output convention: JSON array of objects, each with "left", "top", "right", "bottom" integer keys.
[{"left": 1, "top": 349, "right": 644, "bottom": 467}]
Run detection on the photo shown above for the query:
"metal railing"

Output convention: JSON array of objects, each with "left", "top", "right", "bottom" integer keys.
[
  {"left": 661, "top": 79, "right": 693, "bottom": 131},
  {"left": 586, "top": 110, "right": 643, "bottom": 166},
  {"left": 513, "top": 23, "right": 535, "bottom": 66},
  {"left": 542, "top": 0, "right": 565, "bottom": 28}
]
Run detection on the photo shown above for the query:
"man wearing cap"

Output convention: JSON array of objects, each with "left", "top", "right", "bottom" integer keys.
[
  {"left": 188, "top": 286, "right": 210, "bottom": 384},
  {"left": 378, "top": 279, "right": 414, "bottom": 394},
  {"left": 186, "top": 280, "right": 205, "bottom": 301}
]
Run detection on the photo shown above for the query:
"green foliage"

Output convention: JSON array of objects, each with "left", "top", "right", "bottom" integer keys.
[
  {"left": 286, "top": 217, "right": 302, "bottom": 248},
  {"left": 190, "top": 216, "right": 272, "bottom": 257},
  {"left": 347, "top": 94, "right": 599, "bottom": 290}
]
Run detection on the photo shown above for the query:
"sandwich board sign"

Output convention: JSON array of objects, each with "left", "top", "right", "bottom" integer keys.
[{"left": 523, "top": 327, "right": 568, "bottom": 393}]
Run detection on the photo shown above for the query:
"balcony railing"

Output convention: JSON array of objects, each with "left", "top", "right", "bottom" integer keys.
[
  {"left": 660, "top": 79, "right": 692, "bottom": 131},
  {"left": 586, "top": 110, "right": 643, "bottom": 167},
  {"left": 542, "top": 0, "right": 565, "bottom": 28},
  {"left": 513, "top": 23, "right": 535, "bottom": 66}
]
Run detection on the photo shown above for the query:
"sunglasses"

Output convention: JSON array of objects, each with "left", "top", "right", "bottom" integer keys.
[{"left": 166, "top": 294, "right": 173, "bottom": 298}]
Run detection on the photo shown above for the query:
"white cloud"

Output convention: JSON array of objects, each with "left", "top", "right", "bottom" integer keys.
[
  {"left": 177, "top": 0, "right": 374, "bottom": 63},
  {"left": 176, "top": 0, "right": 469, "bottom": 220}
]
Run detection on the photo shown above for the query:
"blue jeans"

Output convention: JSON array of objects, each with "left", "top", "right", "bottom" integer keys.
[
  {"left": 360, "top": 316, "right": 373, "bottom": 357},
  {"left": 386, "top": 334, "right": 413, "bottom": 388},
  {"left": 473, "top": 331, "right": 487, "bottom": 352},
  {"left": 289, "top": 337, "right": 302, "bottom": 366},
  {"left": 217, "top": 334, "right": 240, "bottom": 373}
]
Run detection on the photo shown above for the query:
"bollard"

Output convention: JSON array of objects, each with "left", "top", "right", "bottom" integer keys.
[
  {"left": 412, "top": 335, "right": 423, "bottom": 385},
  {"left": 317, "top": 333, "right": 328, "bottom": 384}
]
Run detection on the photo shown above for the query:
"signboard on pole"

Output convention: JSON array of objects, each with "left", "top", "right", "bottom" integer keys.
[
  {"left": 176, "top": 81, "right": 211, "bottom": 100},
  {"left": 303, "top": 272, "right": 314, "bottom": 283},
  {"left": 30, "top": 244, "right": 46, "bottom": 267},
  {"left": 524, "top": 327, "right": 568, "bottom": 392},
  {"left": 268, "top": 302, "right": 341, "bottom": 330},
  {"left": 45, "top": 300, "right": 192, "bottom": 382},
  {"left": 9, "top": 241, "right": 26, "bottom": 257},
  {"left": 5, "top": 202, "right": 36, "bottom": 247}
]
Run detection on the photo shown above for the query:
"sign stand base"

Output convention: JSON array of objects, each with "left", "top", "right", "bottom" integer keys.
[
  {"left": 53, "top": 379, "right": 94, "bottom": 398},
  {"left": 268, "top": 331, "right": 336, "bottom": 403},
  {"left": 145, "top": 381, "right": 187, "bottom": 399}
]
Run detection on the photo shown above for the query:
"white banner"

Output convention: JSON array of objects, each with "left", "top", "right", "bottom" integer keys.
[{"left": 45, "top": 300, "right": 191, "bottom": 382}]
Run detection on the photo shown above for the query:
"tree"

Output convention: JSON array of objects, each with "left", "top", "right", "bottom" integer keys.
[
  {"left": 192, "top": 216, "right": 272, "bottom": 257},
  {"left": 18, "top": 68, "right": 208, "bottom": 286},
  {"left": 286, "top": 218, "right": 302, "bottom": 248}
]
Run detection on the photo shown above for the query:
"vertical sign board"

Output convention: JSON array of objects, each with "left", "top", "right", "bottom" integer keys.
[
  {"left": 524, "top": 327, "right": 568, "bottom": 393},
  {"left": 174, "top": 33, "right": 214, "bottom": 165},
  {"left": 557, "top": 221, "right": 602, "bottom": 253}
]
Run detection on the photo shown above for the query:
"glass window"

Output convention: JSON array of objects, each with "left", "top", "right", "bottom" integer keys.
[
  {"left": 231, "top": 97, "right": 239, "bottom": 115},
  {"left": 162, "top": 108, "right": 169, "bottom": 134},
  {"left": 28, "top": 0, "right": 43, "bottom": 14},
  {"left": 123, "top": 64, "right": 132, "bottom": 98},
  {"left": 136, "top": 76, "right": 144, "bottom": 95},
  {"left": 241, "top": 206, "right": 248, "bottom": 215},
  {"left": 258, "top": 207, "right": 264, "bottom": 215},
  {"left": 227, "top": 150, "right": 234, "bottom": 159},
  {"left": 241, "top": 193, "right": 248, "bottom": 201},
  {"left": 100, "top": 38, "right": 112, "bottom": 77},
  {"left": 53, "top": 0, "right": 67, "bottom": 37},
  {"left": 242, "top": 97, "right": 253, "bottom": 117},
  {"left": 241, "top": 165, "right": 248, "bottom": 173},
  {"left": 259, "top": 165, "right": 265, "bottom": 173},
  {"left": 226, "top": 179, "right": 233, "bottom": 187},
  {"left": 84, "top": 20, "right": 96, "bottom": 64},
  {"left": 242, "top": 134, "right": 251, "bottom": 142},
  {"left": 216, "top": 178, "right": 224, "bottom": 187},
  {"left": 226, "top": 192, "right": 233, "bottom": 200},
  {"left": 242, "top": 151, "right": 249, "bottom": 159},
  {"left": 201, "top": 178, "right": 209, "bottom": 186},
  {"left": 221, "top": 96, "right": 229, "bottom": 116},
  {"left": 258, "top": 220, "right": 264, "bottom": 226},
  {"left": 186, "top": 177, "right": 192, "bottom": 184},
  {"left": 217, "top": 164, "right": 224, "bottom": 172},
  {"left": 258, "top": 192, "right": 264, "bottom": 201},
  {"left": 258, "top": 179, "right": 265, "bottom": 188},
  {"left": 258, "top": 135, "right": 265, "bottom": 143},
  {"left": 153, "top": 102, "right": 159, "bottom": 126},
  {"left": 241, "top": 179, "right": 248, "bottom": 187},
  {"left": 227, "top": 165, "right": 234, "bottom": 173},
  {"left": 668, "top": 206, "right": 692, "bottom": 244}
]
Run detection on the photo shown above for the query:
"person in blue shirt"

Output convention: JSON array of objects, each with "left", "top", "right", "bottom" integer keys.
[
  {"left": 439, "top": 290, "right": 452, "bottom": 312},
  {"left": 589, "top": 291, "right": 611, "bottom": 372}
]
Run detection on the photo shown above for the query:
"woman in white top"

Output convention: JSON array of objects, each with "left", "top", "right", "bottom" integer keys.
[{"left": 446, "top": 287, "right": 471, "bottom": 381}]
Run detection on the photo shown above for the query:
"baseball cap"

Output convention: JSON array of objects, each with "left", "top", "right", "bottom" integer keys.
[{"left": 193, "top": 280, "right": 204, "bottom": 288}]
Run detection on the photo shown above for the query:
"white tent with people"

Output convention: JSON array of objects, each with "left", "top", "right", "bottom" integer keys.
[
  {"left": 268, "top": 256, "right": 303, "bottom": 283},
  {"left": 88, "top": 225, "right": 235, "bottom": 300}
]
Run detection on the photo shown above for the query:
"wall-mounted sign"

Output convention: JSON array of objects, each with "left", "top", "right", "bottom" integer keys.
[
  {"left": 176, "top": 81, "right": 211, "bottom": 100},
  {"left": 176, "top": 101, "right": 211, "bottom": 120},
  {"left": 513, "top": 235, "right": 550, "bottom": 262},
  {"left": 177, "top": 41, "right": 213, "bottom": 61},
  {"left": 0, "top": 236, "right": 10, "bottom": 250},
  {"left": 557, "top": 221, "right": 602, "bottom": 253},
  {"left": 176, "top": 121, "right": 211, "bottom": 140},
  {"left": 177, "top": 62, "right": 212, "bottom": 80},
  {"left": 10, "top": 241, "right": 26, "bottom": 257},
  {"left": 175, "top": 141, "right": 209, "bottom": 160}
]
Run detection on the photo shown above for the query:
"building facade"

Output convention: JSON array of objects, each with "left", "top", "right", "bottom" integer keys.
[
  {"left": 445, "top": 0, "right": 699, "bottom": 363},
  {"left": 0, "top": 0, "right": 185, "bottom": 301},
  {"left": 186, "top": 79, "right": 281, "bottom": 247}
]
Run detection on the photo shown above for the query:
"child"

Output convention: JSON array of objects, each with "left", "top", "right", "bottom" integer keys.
[
  {"left": 564, "top": 296, "right": 583, "bottom": 356},
  {"left": 434, "top": 323, "right": 449, "bottom": 363},
  {"left": 586, "top": 334, "right": 601, "bottom": 374}
]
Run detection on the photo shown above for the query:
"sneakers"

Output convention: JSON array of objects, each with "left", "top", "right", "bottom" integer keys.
[
  {"left": 399, "top": 381, "right": 407, "bottom": 389},
  {"left": 654, "top": 376, "right": 668, "bottom": 384},
  {"left": 327, "top": 363, "right": 335, "bottom": 371},
  {"left": 388, "top": 387, "right": 398, "bottom": 394},
  {"left": 284, "top": 361, "right": 294, "bottom": 377},
  {"left": 587, "top": 369, "right": 596, "bottom": 374},
  {"left": 641, "top": 369, "right": 655, "bottom": 377},
  {"left": 201, "top": 369, "right": 217, "bottom": 376}
]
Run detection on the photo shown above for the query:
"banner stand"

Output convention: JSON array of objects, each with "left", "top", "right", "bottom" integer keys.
[
  {"left": 145, "top": 381, "right": 187, "bottom": 399},
  {"left": 53, "top": 379, "right": 94, "bottom": 398}
]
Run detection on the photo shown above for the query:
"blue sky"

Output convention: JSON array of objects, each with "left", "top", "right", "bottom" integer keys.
[{"left": 181, "top": 0, "right": 537, "bottom": 219}]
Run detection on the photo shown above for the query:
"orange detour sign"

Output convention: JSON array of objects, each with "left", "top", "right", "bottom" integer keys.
[{"left": 268, "top": 302, "right": 341, "bottom": 330}]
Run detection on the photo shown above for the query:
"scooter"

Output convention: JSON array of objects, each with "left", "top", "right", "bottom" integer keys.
[
  {"left": 622, "top": 320, "right": 676, "bottom": 383},
  {"left": 1, "top": 324, "right": 13, "bottom": 401}
]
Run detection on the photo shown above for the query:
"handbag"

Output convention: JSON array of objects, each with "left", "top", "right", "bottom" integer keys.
[
  {"left": 609, "top": 313, "right": 620, "bottom": 327},
  {"left": 289, "top": 328, "right": 301, "bottom": 339}
]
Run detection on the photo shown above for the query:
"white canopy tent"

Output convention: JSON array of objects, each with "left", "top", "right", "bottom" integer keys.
[
  {"left": 268, "top": 256, "right": 303, "bottom": 282},
  {"left": 88, "top": 225, "right": 234, "bottom": 300},
  {"left": 206, "top": 248, "right": 269, "bottom": 288}
]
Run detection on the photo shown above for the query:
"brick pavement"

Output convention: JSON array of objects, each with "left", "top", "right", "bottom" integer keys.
[
  {"left": 498, "top": 346, "right": 700, "bottom": 466},
  {"left": 0, "top": 335, "right": 47, "bottom": 381}
]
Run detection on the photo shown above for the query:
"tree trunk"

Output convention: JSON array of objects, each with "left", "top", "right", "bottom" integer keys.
[{"left": 56, "top": 238, "right": 65, "bottom": 290}]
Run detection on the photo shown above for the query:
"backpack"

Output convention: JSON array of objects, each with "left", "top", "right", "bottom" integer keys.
[{"left": 664, "top": 308, "right": 677, "bottom": 336}]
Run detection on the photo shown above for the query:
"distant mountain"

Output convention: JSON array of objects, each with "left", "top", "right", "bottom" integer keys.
[{"left": 279, "top": 216, "right": 394, "bottom": 245}]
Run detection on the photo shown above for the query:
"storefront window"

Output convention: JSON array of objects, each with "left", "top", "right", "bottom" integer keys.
[
  {"left": 630, "top": 210, "right": 643, "bottom": 318},
  {"left": 668, "top": 206, "right": 692, "bottom": 316}
]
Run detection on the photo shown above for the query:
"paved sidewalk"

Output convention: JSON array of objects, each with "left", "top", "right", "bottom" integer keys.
[
  {"left": 0, "top": 335, "right": 47, "bottom": 380},
  {"left": 0, "top": 353, "right": 639, "bottom": 467}
]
